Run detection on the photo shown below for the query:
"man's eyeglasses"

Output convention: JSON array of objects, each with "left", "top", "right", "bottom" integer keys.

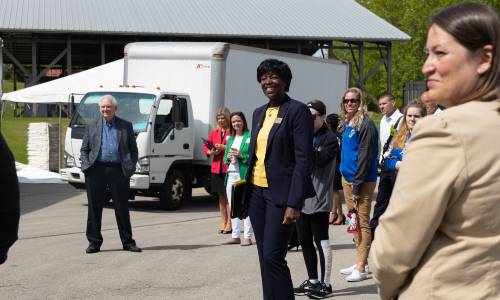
[{"left": 343, "top": 98, "right": 360, "bottom": 104}]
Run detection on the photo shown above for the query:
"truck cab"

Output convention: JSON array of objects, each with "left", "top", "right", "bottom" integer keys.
[{"left": 60, "top": 86, "right": 203, "bottom": 209}]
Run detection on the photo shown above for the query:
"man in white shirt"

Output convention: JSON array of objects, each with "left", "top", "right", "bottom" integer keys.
[
  {"left": 378, "top": 94, "right": 403, "bottom": 152},
  {"left": 370, "top": 93, "right": 403, "bottom": 239}
]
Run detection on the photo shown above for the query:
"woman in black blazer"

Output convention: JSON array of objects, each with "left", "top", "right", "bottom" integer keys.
[{"left": 244, "top": 59, "right": 315, "bottom": 300}]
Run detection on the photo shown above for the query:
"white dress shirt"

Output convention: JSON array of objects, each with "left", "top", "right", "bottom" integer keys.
[{"left": 380, "top": 108, "right": 403, "bottom": 151}]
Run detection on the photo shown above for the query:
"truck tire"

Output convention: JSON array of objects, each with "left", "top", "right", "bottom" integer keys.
[{"left": 159, "top": 169, "right": 186, "bottom": 210}]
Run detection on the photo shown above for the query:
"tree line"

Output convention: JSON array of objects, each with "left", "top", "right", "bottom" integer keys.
[{"left": 340, "top": 0, "right": 500, "bottom": 108}]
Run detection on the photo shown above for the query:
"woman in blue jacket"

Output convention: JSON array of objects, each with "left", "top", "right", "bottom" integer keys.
[
  {"left": 338, "top": 87, "right": 378, "bottom": 282},
  {"left": 383, "top": 101, "right": 426, "bottom": 171}
]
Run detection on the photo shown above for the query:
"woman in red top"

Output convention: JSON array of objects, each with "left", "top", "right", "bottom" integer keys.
[{"left": 203, "top": 107, "right": 232, "bottom": 234}]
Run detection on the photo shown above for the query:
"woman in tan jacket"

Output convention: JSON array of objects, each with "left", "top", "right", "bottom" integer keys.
[{"left": 372, "top": 3, "right": 500, "bottom": 299}]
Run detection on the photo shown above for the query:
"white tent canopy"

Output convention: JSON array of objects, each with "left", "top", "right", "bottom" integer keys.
[{"left": 1, "top": 59, "right": 124, "bottom": 104}]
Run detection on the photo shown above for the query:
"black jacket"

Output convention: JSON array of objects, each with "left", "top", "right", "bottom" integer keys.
[
  {"left": 0, "top": 134, "right": 20, "bottom": 264},
  {"left": 301, "top": 124, "right": 340, "bottom": 214},
  {"left": 244, "top": 95, "right": 315, "bottom": 209}
]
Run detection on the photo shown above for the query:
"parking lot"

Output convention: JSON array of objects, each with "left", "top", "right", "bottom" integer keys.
[{"left": 0, "top": 184, "right": 378, "bottom": 299}]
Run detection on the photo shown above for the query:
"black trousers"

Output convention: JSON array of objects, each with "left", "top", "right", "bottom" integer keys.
[
  {"left": 296, "top": 212, "right": 329, "bottom": 282},
  {"left": 85, "top": 162, "right": 135, "bottom": 247},
  {"left": 248, "top": 186, "right": 294, "bottom": 300},
  {"left": 370, "top": 167, "right": 397, "bottom": 240}
]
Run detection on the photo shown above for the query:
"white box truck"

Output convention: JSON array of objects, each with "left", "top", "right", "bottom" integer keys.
[{"left": 60, "top": 42, "right": 349, "bottom": 209}]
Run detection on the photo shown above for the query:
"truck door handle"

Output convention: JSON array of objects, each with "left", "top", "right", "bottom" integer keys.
[{"left": 183, "top": 143, "right": 189, "bottom": 149}]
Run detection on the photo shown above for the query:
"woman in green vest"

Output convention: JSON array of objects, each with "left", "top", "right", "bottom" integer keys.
[{"left": 223, "top": 111, "right": 253, "bottom": 246}]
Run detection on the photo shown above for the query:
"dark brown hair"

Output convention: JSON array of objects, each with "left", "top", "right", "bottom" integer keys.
[
  {"left": 379, "top": 93, "right": 395, "bottom": 102},
  {"left": 431, "top": 3, "right": 500, "bottom": 100},
  {"left": 229, "top": 111, "right": 248, "bottom": 135}
]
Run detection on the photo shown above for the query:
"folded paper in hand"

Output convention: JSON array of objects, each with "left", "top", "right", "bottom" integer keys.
[
  {"left": 201, "top": 138, "right": 215, "bottom": 150},
  {"left": 230, "top": 179, "right": 246, "bottom": 219}
]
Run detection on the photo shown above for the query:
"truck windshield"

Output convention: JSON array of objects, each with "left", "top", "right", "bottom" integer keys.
[{"left": 70, "top": 92, "right": 156, "bottom": 132}]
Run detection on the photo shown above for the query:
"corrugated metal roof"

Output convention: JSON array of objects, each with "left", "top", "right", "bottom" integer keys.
[{"left": 0, "top": 0, "right": 410, "bottom": 42}]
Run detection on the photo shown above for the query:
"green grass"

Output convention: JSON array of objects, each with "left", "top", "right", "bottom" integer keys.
[
  {"left": 2, "top": 80, "right": 25, "bottom": 93},
  {"left": 369, "top": 112, "right": 382, "bottom": 153},
  {"left": 2, "top": 79, "right": 68, "bottom": 165},
  {"left": 370, "top": 112, "right": 382, "bottom": 133},
  {"left": 1, "top": 105, "right": 69, "bottom": 164}
]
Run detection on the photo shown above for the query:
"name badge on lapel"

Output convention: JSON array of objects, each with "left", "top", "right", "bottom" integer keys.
[{"left": 274, "top": 117, "right": 283, "bottom": 124}]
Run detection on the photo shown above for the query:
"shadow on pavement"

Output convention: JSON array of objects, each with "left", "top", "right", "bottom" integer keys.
[
  {"left": 20, "top": 183, "right": 85, "bottom": 215},
  {"left": 96, "top": 244, "right": 220, "bottom": 252},
  {"left": 102, "top": 194, "right": 219, "bottom": 214},
  {"left": 141, "top": 244, "right": 219, "bottom": 251},
  {"left": 331, "top": 243, "right": 356, "bottom": 251},
  {"left": 333, "top": 284, "right": 378, "bottom": 296}
]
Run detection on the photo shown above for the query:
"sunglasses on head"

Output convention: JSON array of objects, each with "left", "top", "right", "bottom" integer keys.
[{"left": 343, "top": 98, "right": 360, "bottom": 104}]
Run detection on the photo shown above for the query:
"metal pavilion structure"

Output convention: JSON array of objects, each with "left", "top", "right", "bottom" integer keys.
[{"left": 0, "top": 0, "right": 410, "bottom": 95}]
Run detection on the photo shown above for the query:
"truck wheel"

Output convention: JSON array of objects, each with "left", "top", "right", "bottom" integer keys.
[{"left": 159, "top": 169, "right": 185, "bottom": 210}]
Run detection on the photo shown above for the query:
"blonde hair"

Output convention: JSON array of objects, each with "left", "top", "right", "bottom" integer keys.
[
  {"left": 338, "top": 87, "right": 368, "bottom": 132},
  {"left": 392, "top": 100, "right": 427, "bottom": 148},
  {"left": 215, "top": 106, "right": 230, "bottom": 129}
]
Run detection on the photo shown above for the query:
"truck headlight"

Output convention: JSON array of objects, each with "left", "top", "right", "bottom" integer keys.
[
  {"left": 64, "top": 152, "right": 76, "bottom": 167},
  {"left": 136, "top": 157, "right": 149, "bottom": 173}
]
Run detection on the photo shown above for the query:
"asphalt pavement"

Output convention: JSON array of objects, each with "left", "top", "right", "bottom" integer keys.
[{"left": 0, "top": 184, "right": 378, "bottom": 299}]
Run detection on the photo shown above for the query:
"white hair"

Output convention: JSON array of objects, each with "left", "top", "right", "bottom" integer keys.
[{"left": 99, "top": 94, "right": 118, "bottom": 107}]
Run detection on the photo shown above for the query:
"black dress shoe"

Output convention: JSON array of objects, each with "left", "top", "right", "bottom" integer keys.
[
  {"left": 85, "top": 244, "right": 100, "bottom": 254},
  {"left": 123, "top": 244, "right": 142, "bottom": 252}
]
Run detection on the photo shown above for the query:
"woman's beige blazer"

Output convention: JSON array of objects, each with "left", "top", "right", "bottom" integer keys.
[{"left": 372, "top": 99, "right": 500, "bottom": 300}]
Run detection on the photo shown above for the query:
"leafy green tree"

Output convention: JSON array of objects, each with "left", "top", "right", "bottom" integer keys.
[{"left": 344, "top": 0, "right": 499, "bottom": 108}]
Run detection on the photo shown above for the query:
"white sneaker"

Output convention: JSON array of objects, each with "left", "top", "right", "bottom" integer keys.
[
  {"left": 346, "top": 269, "right": 368, "bottom": 282},
  {"left": 340, "top": 264, "right": 356, "bottom": 275},
  {"left": 340, "top": 264, "right": 369, "bottom": 275}
]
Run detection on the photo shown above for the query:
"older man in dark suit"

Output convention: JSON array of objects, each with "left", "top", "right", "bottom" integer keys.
[{"left": 81, "top": 94, "right": 141, "bottom": 254}]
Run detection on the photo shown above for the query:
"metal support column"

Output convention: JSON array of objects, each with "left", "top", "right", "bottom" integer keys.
[
  {"left": 358, "top": 43, "right": 364, "bottom": 89},
  {"left": 66, "top": 36, "right": 72, "bottom": 75},
  {"left": 13, "top": 64, "right": 17, "bottom": 91},
  {"left": 296, "top": 42, "right": 302, "bottom": 54},
  {"left": 100, "top": 38, "right": 106, "bottom": 64},
  {"left": 30, "top": 39, "right": 38, "bottom": 86}
]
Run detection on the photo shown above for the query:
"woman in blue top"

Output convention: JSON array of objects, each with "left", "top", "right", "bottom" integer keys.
[
  {"left": 383, "top": 101, "right": 426, "bottom": 171},
  {"left": 338, "top": 87, "right": 379, "bottom": 282}
]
